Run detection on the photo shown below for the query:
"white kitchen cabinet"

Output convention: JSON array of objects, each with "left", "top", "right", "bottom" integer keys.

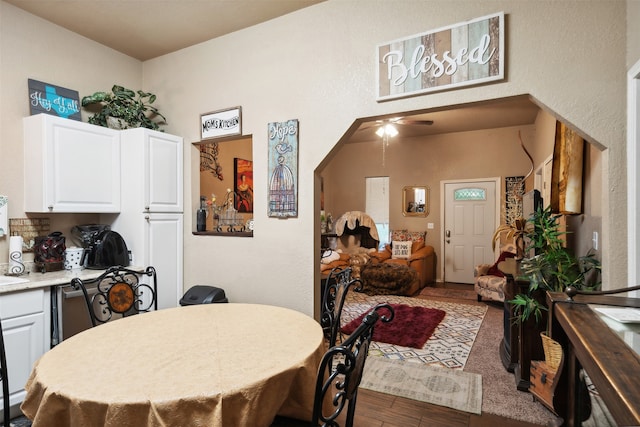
[
  {"left": 119, "top": 128, "right": 183, "bottom": 213},
  {"left": 145, "top": 213, "right": 183, "bottom": 309},
  {"left": 107, "top": 128, "right": 184, "bottom": 310},
  {"left": 0, "top": 288, "right": 50, "bottom": 412},
  {"left": 23, "top": 114, "right": 121, "bottom": 213}
]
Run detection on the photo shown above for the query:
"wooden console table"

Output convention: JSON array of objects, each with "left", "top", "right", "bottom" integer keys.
[{"left": 547, "top": 292, "right": 640, "bottom": 427}]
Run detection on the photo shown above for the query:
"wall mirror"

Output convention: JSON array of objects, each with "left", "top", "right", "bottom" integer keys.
[
  {"left": 195, "top": 135, "right": 253, "bottom": 235},
  {"left": 403, "top": 185, "right": 429, "bottom": 217}
]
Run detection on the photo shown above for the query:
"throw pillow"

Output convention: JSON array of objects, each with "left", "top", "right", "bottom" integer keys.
[
  {"left": 487, "top": 251, "right": 516, "bottom": 277},
  {"left": 390, "top": 229, "right": 408, "bottom": 241},
  {"left": 391, "top": 241, "right": 412, "bottom": 259},
  {"left": 407, "top": 231, "right": 426, "bottom": 243}
]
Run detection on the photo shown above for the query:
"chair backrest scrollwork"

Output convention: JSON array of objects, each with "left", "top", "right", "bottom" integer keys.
[
  {"left": 320, "top": 267, "right": 363, "bottom": 347},
  {"left": 312, "top": 303, "right": 394, "bottom": 427},
  {"left": 71, "top": 266, "right": 157, "bottom": 327}
]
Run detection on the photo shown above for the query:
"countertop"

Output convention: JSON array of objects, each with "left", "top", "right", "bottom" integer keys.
[{"left": 0, "top": 266, "right": 143, "bottom": 295}]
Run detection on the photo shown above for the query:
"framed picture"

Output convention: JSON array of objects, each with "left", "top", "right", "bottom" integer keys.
[
  {"left": 267, "top": 119, "right": 298, "bottom": 218},
  {"left": 200, "top": 106, "right": 242, "bottom": 140},
  {"left": 234, "top": 158, "right": 253, "bottom": 213}
]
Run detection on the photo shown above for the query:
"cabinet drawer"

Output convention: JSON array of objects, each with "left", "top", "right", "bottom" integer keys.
[{"left": 0, "top": 288, "right": 45, "bottom": 320}]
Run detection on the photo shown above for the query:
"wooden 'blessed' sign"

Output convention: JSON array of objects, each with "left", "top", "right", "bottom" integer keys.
[{"left": 377, "top": 12, "right": 504, "bottom": 101}]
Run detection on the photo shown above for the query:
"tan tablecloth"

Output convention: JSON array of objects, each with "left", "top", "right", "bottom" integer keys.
[{"left": 21, "top": 303, "right": 325, "bottom": 427}]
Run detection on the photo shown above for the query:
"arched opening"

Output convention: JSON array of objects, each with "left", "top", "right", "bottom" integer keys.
[{"left": 316, "top": 94, "right": 604, "bottom": 308}]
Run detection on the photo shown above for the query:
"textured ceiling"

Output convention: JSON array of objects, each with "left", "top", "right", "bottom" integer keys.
[
  {"left": 5, "top": 0, "right": 324, "bottom": 61},
  {"left": 7, "top": 1, "right": 541, "bottom": 135}
]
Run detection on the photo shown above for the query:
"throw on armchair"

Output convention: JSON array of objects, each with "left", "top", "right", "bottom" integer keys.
[{"left": 370, "top": 230, "right": 435, "bottom": 292}]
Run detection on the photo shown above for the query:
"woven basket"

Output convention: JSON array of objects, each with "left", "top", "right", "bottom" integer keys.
[{"left": 540, "top": 332, "right": 563, "bottom": 372}]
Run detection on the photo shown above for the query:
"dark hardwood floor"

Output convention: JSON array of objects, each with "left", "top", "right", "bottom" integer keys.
[{"left": 344, "top": 282, "right": 547, "bottom": 427}]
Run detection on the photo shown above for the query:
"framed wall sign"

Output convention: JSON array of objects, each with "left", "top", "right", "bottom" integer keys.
[
  {"left": 200, "top": 106, "right": 242, "bottom": 140},
  {"left": 377, "top": 12, "right": 504, "bottom": 101},
  {"left": 28, "top": 79, "right": 81, "bottom": 120},
  {"left": 268, "top": 119, "right": 298, "bottom": 218}
]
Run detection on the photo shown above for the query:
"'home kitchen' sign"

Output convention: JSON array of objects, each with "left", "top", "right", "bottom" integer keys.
[{"left": 377, "top": 12, "right": 504, "bottom": 101}]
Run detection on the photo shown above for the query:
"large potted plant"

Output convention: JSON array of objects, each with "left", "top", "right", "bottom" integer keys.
[
  {"left": 507, "top": 205, "right": 600, "bottom": 394},
  {"left": 81, "top": 85, "right": 167, "bottom": 131},
  {"left": 512, "top": 205, "right": 601, "bottom": 324}
]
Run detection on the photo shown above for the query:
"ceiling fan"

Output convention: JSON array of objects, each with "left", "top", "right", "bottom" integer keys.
[
  {"left": 359, "top": 116, "right": 434, "bottom": 137},
  {"left": 358, "top": 117, "right": 434, "bottom": 166}
]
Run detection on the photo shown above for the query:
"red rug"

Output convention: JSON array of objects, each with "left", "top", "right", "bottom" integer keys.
[{"left": 341, "top": 304, "right": 446, "bottom": 349}]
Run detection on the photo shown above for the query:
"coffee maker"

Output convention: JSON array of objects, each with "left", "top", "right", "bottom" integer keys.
[{"left": 70, "top": 224, "right": 129, "bottom": 269}]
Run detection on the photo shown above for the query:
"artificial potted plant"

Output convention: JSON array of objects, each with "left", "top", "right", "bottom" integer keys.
[
  {"left": 507, "top": 205, "right": 600, "bottom": 409},
  {"left": 492, "top": 216, "right": 530, "bottom": 260},
  {"left": 512, "top": 205, "right": 601, "bottom": 325},
  {"left": 81, "top": 85, "right": 167, "bottom": 131}
]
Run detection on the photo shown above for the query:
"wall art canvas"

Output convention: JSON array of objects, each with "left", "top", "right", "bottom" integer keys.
[
  {"left": 234, "top": 158, "right": 253, "bottom": 213},
  {"left": 267, "top": 119, "right": 298, "bottom": 218},
  {"left": 505, "top": 176, "right": 524, "bottom": 226},
  {"left": 551, "top": 121, "right": 584, "bottom": 214}
]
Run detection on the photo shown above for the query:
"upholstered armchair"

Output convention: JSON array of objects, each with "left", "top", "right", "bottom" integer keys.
[
  {"left": 473, "top": 243, "right": 516, "bottom": 302},
  {"left": 370, "top": 230, "right": 436, "bottom": 292}
]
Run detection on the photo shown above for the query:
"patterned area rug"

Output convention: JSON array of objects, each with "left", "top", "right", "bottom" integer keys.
[
  {"left": 361, "top": 357, "right": 483, "bottom": 414},
  {"left": 343, "top": 291, "right": 487, "bottom": 369}
]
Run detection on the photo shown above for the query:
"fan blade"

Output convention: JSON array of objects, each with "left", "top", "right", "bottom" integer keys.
[
  {"left": 357, "top": 122, "right": 381, "bottom": 132},
  {"left": 395, "top": 119, "right": 434, "bottom": 126}
]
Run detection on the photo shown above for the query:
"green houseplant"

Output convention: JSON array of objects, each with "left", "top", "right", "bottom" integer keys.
[
  {"left": 511, "top": 205, "right": 601, "bottom": 325},
  {"left": 81, "top": 85, "right": 167, "bottom": 131}
]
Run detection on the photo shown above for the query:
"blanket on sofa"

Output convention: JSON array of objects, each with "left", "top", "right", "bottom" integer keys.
[{"left": 359, "top": 262, "right": 419, "bottom": 296}]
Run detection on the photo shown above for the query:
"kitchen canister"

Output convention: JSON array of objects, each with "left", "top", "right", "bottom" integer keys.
[
  {"left": 9, "top": 235, "right": 25, "bottom": 274},
  {"left": 64, "top": 247, "right": 85, "bottom": 270}
]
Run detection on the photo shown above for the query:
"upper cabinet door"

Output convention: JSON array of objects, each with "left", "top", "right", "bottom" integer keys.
[
  {"left": 120, "top": 128, "right": 183, "bottom": 213},
  {"left": 24, "top": 114, "right": 121, "bottom": 213}
]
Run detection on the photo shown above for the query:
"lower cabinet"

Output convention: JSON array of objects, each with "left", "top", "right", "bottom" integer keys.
[{"left": 0, "top": 288, "right": 51, "bottom": 414}]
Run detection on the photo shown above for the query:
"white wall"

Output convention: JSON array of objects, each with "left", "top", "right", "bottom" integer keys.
[
  {"left": 0, "top": 0, "right": 629, "bottom": 316},
  {"left": 141, "top": 0, "right": 626, "bottom": 314},
  {"left": 0, "top": 2, "right": 142, "bottom": 262}
]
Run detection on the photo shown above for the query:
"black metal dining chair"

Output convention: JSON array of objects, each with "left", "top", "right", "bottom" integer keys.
[
  {"left": 272, "top": 303, "right": 394, "bottom": 427},
  {"left": 1, "top": 316, "right": 11, "bottom": 427},
  {"left": 320, "top": 267, "right": 362, "bottom": 347},
  {"left": 71, "top": 266, "right": 157, "bottom": 327}
]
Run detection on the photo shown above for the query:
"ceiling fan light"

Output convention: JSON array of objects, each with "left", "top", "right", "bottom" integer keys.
[
  {"left": 385, "top": 124, "right": 399, "bottom": 137},
  {"left": 375, "top": 126, "right": 385, "bottom": 137}
]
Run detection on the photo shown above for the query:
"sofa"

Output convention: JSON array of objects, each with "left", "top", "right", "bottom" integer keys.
[
  {"left": 368, "top": 230, "right": 436, "bottom": 294},
  {"left": 473, "top": 243, "right": 517, "bottom": 302}
]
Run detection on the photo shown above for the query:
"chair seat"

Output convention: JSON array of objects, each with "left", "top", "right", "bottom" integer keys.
[{"left": 474, "top": 274, "right": 507, "bottom": 302}]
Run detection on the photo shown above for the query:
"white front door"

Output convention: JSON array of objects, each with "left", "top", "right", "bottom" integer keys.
[{"left": 442, "top": 179, "right": 498, "bottom": 284}]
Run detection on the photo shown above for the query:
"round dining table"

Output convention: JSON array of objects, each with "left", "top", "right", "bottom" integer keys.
[{"left": 21, "top": 303, "right": 326, "bottom": 427}]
